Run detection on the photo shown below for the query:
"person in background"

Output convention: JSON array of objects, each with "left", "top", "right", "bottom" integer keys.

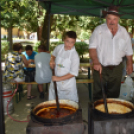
[
  {"left": 4, "top": 43, "right": 28, "bottom": 82},
  {"left": 128, "top": 32, "right": 134, "bottom": 50},
  {"left": 3, "top": 43, "right": 36, "bottom": 99},
  {"left": 49, "top": 31, "right": 80, "bottom": 102},
  {"left": 34, "top": 45, "right": 52, "bottom": 99},
  {"left": 122, "top": 32, "right": 134, "bottom": 79},
  {"left": 89, "top": 6, "right": 133, "bottom": 101},
  {"left": 22, "top": 45, "right": 37, "bottom": 100}
]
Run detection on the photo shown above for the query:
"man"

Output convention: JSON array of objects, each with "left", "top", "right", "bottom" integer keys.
[
  {"left": 89, "top": 6, "right": 133, "bottom": 101},
  {"left": 23, "top": 45, "right": 37, "bottom": 100},
  {"left": 34, "top": 45, "right": 52, "bottom": 99}
]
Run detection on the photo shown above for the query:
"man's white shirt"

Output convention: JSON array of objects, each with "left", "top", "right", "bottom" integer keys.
[{"left": 89, "top": 23, "right": 133, "bottom": 66}]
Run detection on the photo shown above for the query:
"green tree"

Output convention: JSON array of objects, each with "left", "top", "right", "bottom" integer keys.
[
  {"left": 1, "top": 0, "right": 39, "bottom": 50},
  {"left": 51, "top": 15, "right": 78, "bottom": 39}
]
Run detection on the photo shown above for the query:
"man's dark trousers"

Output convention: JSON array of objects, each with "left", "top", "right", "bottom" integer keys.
[{"left": 93, "top": 62, "right": 123, "bottom": 101}]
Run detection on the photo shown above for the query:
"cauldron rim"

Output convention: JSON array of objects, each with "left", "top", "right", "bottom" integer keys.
[
  {"left": 92, "top": 98, "right": 134, "bottom": 119},
  {"left": 93, "top": 107, "right": 134, "bottom": 118},
  {"left": 33, "top": 100, "right": 79, "bottom": 113},
  {"left": 31, "top": 99, "right": 80, "bottom": 125},
  {"left": 94, "top": 98, "right": 134, "bottom": 109},
  {"left": 31, "top": 108, "right": 79, "bottom": 124}
]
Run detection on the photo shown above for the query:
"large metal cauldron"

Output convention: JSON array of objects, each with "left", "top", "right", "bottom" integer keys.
[
  {"left": 27, "top": 100, "right": 84, "bottom": 134},
  {"left": 31, "top": 100, "right": 80, "bottom": 126},
  {"left": 94, "top": 98, "right": 134, "bottom": 118},
  {"left": 88, "top": 98, "right": 134, "bottom": 134}
]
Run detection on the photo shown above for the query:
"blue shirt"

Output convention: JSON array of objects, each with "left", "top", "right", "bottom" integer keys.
[{"left": 22, "top": 51, "right": 37, "bottom": 71}]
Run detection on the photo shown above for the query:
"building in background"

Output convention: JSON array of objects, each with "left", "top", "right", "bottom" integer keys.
[
  {"left": 1, "top": 28, "right": 33, "bottom": 39},
  {"left": 29, "top": 32, "right": 37, "bottom": 40}
]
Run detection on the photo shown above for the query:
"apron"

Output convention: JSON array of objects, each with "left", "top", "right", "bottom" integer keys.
[{"left": 49, "top": 45, "right": 78, "bottom": 102}]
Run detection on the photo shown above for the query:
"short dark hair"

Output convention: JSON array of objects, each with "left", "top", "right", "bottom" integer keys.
[
  {"left": 38, "top": 45, "right": 46, "bottom": 51},
  {"left": 25, "top": 45, "right": 33, "bottom": 51},
  {"left": 13, "top": 43, "right": 23, "bottom": 51},
  {"left": 64, "top": 31, "right": 77, "bottom": 39}
]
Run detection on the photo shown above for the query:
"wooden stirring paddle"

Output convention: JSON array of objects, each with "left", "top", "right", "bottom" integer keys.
[
  {"left": 52, "top": 69, "right": 60, "bottom": 113},
  {"left": 100, "top": 73, "right": 108, "bottom": 114}
]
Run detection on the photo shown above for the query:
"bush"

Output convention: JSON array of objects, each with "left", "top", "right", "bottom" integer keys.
[
  {"left": 49, "top": 41, "right": 89, "bottom": 59},
  {"left": 32, "top": 41, "right": 89, "bottom": 60},
  {"left": 79, "top": 32, "right": 90, "bottom": 40},
  {"left": 75, "top": 41, "right": 89, "bottom": 59},
  {"left": 33, "top": 41, "right": 63, "bottom": 53},
  {"left": 49, "top": 41, "right": 63, "bottom": 52},
  {"left": 33, "top": 41, "right": 41, "bottom": 52}
]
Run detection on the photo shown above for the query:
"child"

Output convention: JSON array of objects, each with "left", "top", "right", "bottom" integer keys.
[{"left": 49, "top": 31, "right": 80, "bottom": 102}]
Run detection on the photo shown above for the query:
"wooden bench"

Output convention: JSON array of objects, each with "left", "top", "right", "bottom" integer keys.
[
  {"left": 11, "top": 78, "right": 93, "bottom": 103},
  {"left": 76, "top": 79, "right": 93, "bottom": 83},
  {"left": 10, "top": 63, "right": 93, "bottom": 102},
  {"left": 11, "top": 79, "right": 93, "bottom": 85}
]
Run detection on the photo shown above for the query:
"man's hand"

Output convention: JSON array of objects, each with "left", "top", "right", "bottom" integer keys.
[
  {"left": 126, "top": 64, "right": 133, "bottom": 75},
  {"left": 126, "top": 55, "right": 133, "bottom": 75},
  {"left": 93, "top": 63, "right": 102, "bottom": 74},
  {"left": 89, "top": 49, "right": 102, "bottom": 74}
]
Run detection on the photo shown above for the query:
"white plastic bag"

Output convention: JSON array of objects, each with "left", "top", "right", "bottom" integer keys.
[{"left": 119, "top": 76, "right": 134, "bottom": 101}]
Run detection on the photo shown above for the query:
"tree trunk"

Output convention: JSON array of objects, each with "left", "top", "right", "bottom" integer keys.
[
  {"left": 7, "top": 27, "right": 13, "bottom": 51},
  {"left": 27, "top": 32, "right": 31, "bottom": 39},
  {"left": 40, "top": 11, "right": 53, "bottom": 50},
  {"left": 37, "top": 26, "right": 43, "bottom": 40},
  {"left": 126, "top": 26, "right": 129, "bottom": 32},
  {"left": 37, "top": 4, "right": 43, "bottom": 40},
  {"left": 132, "top": 26, "right": 134, "bottom": 37},
  {"left": 18, "top": 28, "right": 20, "bottom": 39}
]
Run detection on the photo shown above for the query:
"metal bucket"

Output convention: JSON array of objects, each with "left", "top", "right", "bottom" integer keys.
[{"left": 3, "top": 83, "right": 14, "bottom": 115}]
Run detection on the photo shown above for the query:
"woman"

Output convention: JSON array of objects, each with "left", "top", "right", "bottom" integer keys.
[
  {"left": 3, "top": 43, "right": 36, "bottom": 100},
  {"left": 4, "top": 43, "right": 28, "bottom": 82}
]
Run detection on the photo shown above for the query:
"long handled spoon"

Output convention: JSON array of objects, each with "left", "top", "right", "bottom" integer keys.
[
  {"left": 100, "top": 73, "right": 108, "bottom": 113},
  {"left": 52, "top": 69, "right": 60, "bottom": 113}
]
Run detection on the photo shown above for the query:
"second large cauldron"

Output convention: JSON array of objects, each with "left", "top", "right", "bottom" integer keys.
[
  {"left": 94, "top": 98, "right": 134, "bottom": 115},
  {"left": 88, "top": 98, "right": 134, "bottom": 134}
]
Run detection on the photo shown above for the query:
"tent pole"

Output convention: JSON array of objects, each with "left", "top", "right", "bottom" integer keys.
[
  {"left": 47, "top": 2, "right": 51, "bottom": 51},
  {"left": 0, "top": 7, "right": 6, "bottom": 134}
]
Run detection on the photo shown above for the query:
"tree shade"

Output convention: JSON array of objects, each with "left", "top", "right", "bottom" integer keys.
[{"left": 38, "top": 0, "right": 134, "bottom": 19}]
